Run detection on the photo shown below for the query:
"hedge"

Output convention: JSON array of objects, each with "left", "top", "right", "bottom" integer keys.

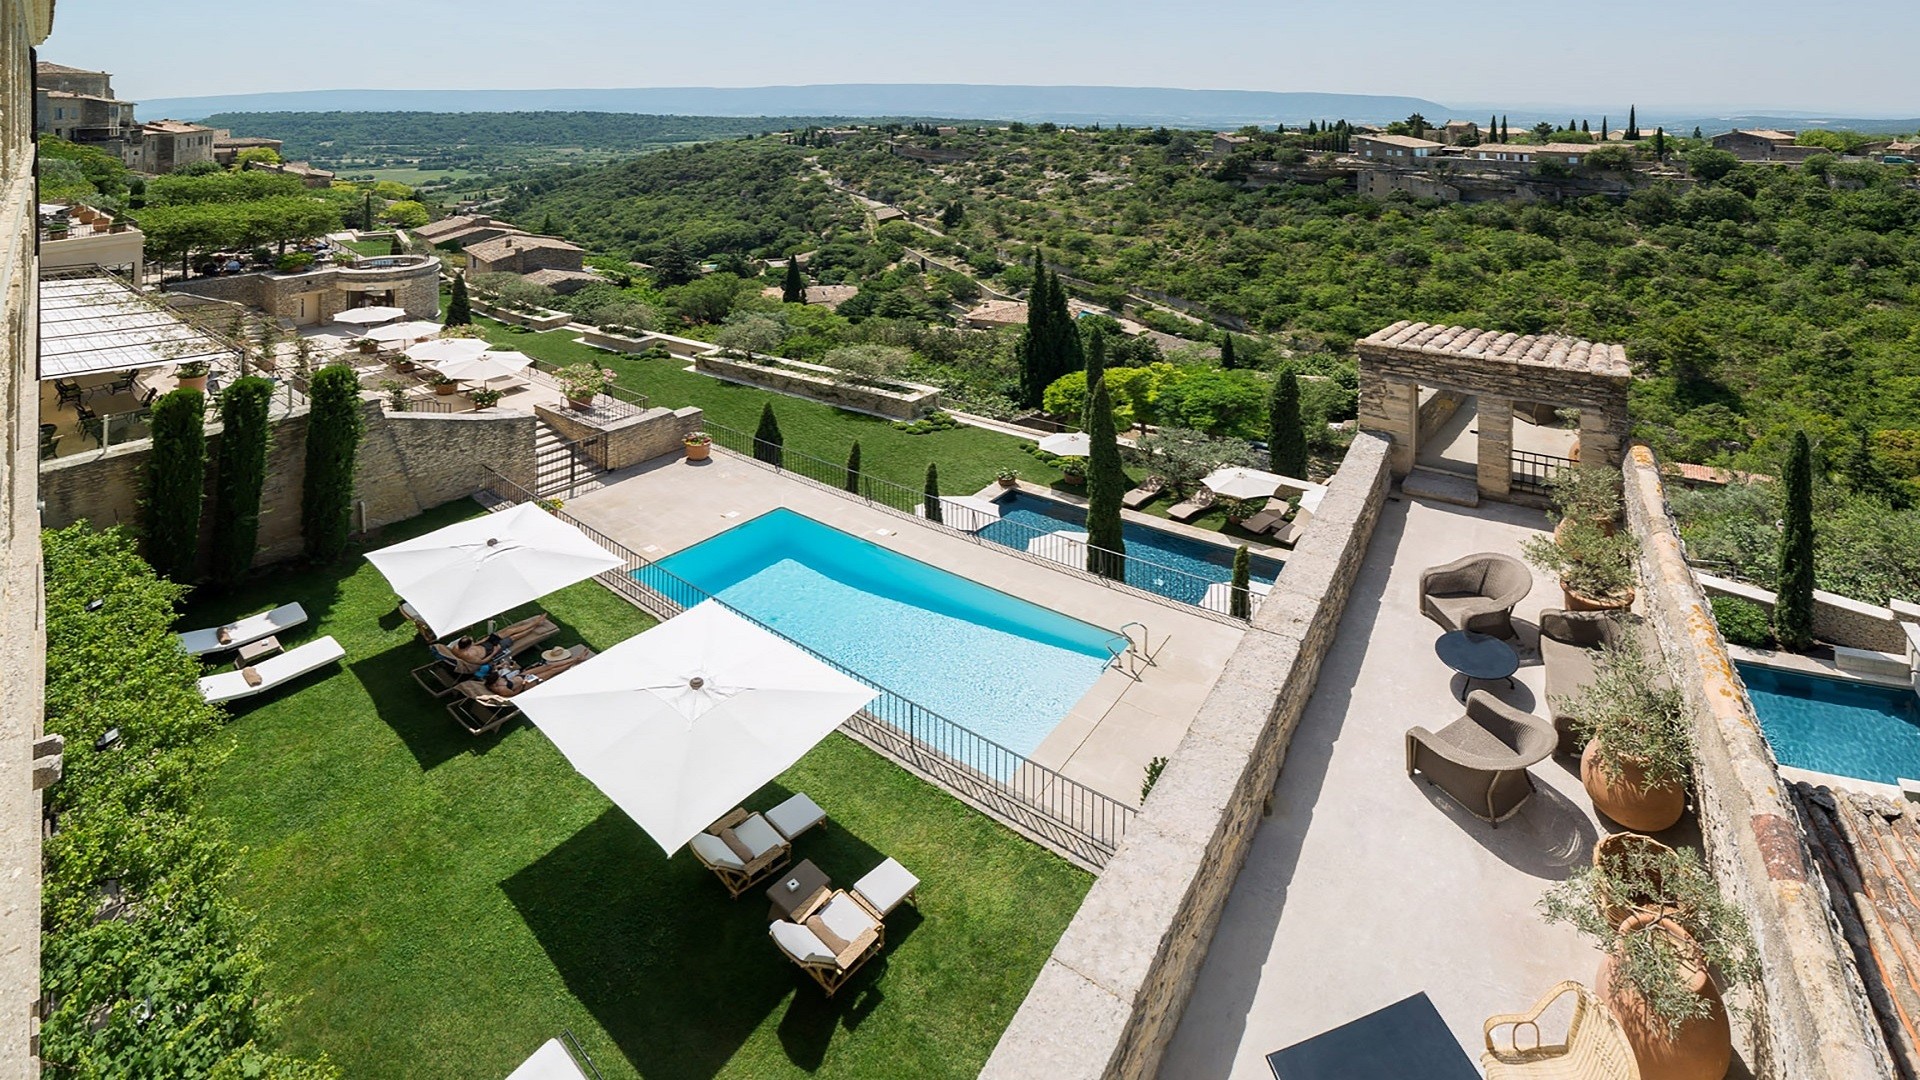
[
  {"left": 39, "top": 524, "right": 336, "bottom": 1077},
  {"left": 301, "top": 364, "right": 364, "bottom": 561},
  {"left": 211, "top": 377, "right": 275, "bottom": 583},
  {"left": 144, "top": 388, "right": 206, "bottom": 581}
]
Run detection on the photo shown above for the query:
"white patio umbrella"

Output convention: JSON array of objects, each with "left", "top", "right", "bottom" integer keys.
[
  {"left": 363, "top": 502, "right": 623, "bottom": 639},
  {"left": 1038, "top": 431, "right": 1091, "bottom": 457},
  {"left": 405, "top": 337, "right": 494, "bottom": 365},
  {"left": 514, "top": 600, "right": 878, "bottom": 855},
  {"left": 330, "top": 305, "right": 406, "bottom": 327},
  {"left": 366, "top": 319, "right": 445, "bottom": 343},
  {"left": 1297, "top": 485, "right": 1328, "bottom": 516},
  {"left": 431, "top": 349, "right": 533, "bottom": 383},
  {"left": 1201, "top": 466, "right": 1291, "bottom": 500}
]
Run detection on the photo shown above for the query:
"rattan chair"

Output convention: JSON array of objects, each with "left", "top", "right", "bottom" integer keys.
[
  {"left": 1407, "top": 691, "right": 1558, "bottom": 825},
  {"left": 1420, "top": 552, "right": 1534, "bottom": 638},
  {"left": 1482, "top": 981, "right": 1640, "bottom": 1079},
  {"left": 769, "top": 889, "right": 886, "bottom": 997}
]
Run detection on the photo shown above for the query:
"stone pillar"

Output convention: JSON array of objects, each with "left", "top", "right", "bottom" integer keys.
[
  {"left": 1358, "top": 372, "right": 1419, "bottom": 476},
  {"left": 1578, "top": 406, "right": 1627, "bottom": 469},
  {"left": 1476, "top": 394, "right": 1513, "bottom": 500}
]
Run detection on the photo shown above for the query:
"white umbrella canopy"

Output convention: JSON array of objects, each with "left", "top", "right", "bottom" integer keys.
[
  {"left": 330, "top": 305, "right": 406, "bottom": 326},
  {"left": 365, "top": 319, "right": 445, "bottom": 343},
  {"left": 405, "top": 337, "right": 494, "bottom": 364},
  {"left": 363, "top": 502, "right": 624, "bottom": 638},
  {"left": 1038, "top": 431, "right": 1091, "bottom": 457},
  {"left": 431, "top": 349, "right": 533, "bottom": 383},
  {"left": 1202, "top": 466, "right": 1292, "bottom": 500},
  {"left": 514, "top": 600, "right": 878, "bottom": 856},
  {"left": 1297, "top": 485, "right": 1328, "bottom": 516}
]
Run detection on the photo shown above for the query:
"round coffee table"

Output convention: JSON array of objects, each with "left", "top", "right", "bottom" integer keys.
[{"left": 1433, "top": 630, "right": 1520, "bottom": 701}]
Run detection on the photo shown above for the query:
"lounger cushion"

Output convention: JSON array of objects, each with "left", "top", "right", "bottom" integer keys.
[
  {"left": 854, "top": 858, "right": 919, "bottom": 915},
  {"left": 690, "top": 832, "right": 745, "bottom": 870},
  {"left": 729, "top": 814, "right": 784, "bottom": 860},
  {"left": 766, "top": 793, "right": 826, "bottom": 840},
  {"left": 771, "top": 919, "right": 835, "bottom": 965},
  {"left": 241, "top": 666, "right": 263, "bottom": 687},
  {"left": 816, "top": 894, "right": 877, "bottom": 946}
]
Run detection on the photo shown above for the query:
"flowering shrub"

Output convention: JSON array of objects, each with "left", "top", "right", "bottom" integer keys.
[{"left": 556, "top": 363, "right": 616, "bottom": 401}]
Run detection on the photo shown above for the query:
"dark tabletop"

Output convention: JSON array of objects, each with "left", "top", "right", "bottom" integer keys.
[
  {"left": 1267, "top": 992, "right": 1479, "bottom": 1080},
  {"left": 1433, "top": 630, "right": 1520, "bottom": 681},
  {"left": 766, "top": 858, "right": 830, "bottom": 921}
]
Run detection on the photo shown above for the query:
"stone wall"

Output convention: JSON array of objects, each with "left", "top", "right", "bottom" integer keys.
[
  {"left": 981, "top": 433, "right": 1394, "bottom": 1080},
  {"left": 533, "top": 403, "right": 703, "bottom": 472},
  {"left": 695, "top": 352, "right": 940, "bottom": 420},
  {"left": 168, "top": 256, "right": 441, "bottom": 322},
  {"left": 1623, "top": 444, "right": 1894, "bottom": 1080},
  {"left": 471, "top": 301, "right": 572, "bottom": 330},
  {"left": 39, "top": 402, "right": 538, "bottom": 569},
  {"left": 1697, "top": 572, "right": 1915, "bottom": 655}
]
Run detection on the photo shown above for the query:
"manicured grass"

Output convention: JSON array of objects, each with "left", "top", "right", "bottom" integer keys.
[
  {"left": 343, "top": 238, "right": 398, "bottom": 257},
  {"left": 192, "top": 502, "right": 1090, "bottom": 1079}
]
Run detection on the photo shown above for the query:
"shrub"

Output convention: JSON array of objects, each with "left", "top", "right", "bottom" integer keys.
[
  {"left": 1708, "top": 595, "right": 1773, "bottom": 647},
  {"left": 444, "top": 272, "right": 472, "bottom": 326},
  {"left": 145, "top": 387, "right": 206, "bottom": 581},
  {"left": 753, "top": 402, "right": 784, "bottom": 467},
  {"left": 302, "top": 365, "right": 364, "bottom": 560},
  {"left": 923, "top": 462, "right": 943, "bottom": 523},
  {"left": 274, "top": 251, "right": 314, "bottom": 273},
  {"left": 211, "top": 377, "right": 274, "bottom": 584}
]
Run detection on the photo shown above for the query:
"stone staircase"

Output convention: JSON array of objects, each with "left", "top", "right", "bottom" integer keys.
[
  {"left": 533, "top": 420, "right": 605, "bottom": 498},
  {"left": 1401, "top": 466, "right": 1480, "bottom": 507}
]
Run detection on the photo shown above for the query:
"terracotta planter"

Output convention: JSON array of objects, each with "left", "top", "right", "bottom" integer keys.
[
  {"left": 434, "top": 382, "right": 458, "bottom": 396},
  {"left": 1592, "top": 833, "right": 1682, "bottom": 928},
  {"left": 1596, "top": 912, "right": 1732, "bottom": 1080},
  {"left": 359, "top": 340, "right": 379, "bottom": 355},
  {"left": 1581, "top": 739, "right": 1687, "bottom": 832},
  {"left": 1061, "top": 473, "right": 1085, "bottom": 487},
  {"left": 176, "top": 374, "right": 209, "bottom": 392},
  {"left": 568, "top": 396, "right": 595, "bottom": 411},
  {"left": 997, "top": 478, "right": 1017, "bottom": 489},
  {"left": 1563, "top": 583, "right": 1635, "bottom": 613},
  {"left": 684, "top": 442, "right": 711, "bottom": 461}
]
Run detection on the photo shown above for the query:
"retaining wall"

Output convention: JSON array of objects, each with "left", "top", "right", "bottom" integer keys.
[
  {"left": 1624, "top": 444, "right": 1893, "bottom": 1080},
  {"left": 1697, "top": 573, "right": 1917, "bottom": 655},
  {"left": 695, "top": 352, "right": 940, "bottom": 420},
  {"left": 534, "top": 403, "right": 703, "bottom": 471},
  {"left": 980, "top": 433, "right": 1394, "bottom": 1079},
  {"left": 471, "top": 301, "right": 571, "bottom": 330}
]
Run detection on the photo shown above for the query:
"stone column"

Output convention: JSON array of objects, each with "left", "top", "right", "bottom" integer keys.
[
  {"left": 1476, "top": 394, "right": 1513, "bottom": 500},
  {"left": 1358, "top": 372, "right": 1419, "bottom": 476},
  {"left": 1578, "top": 405, "right": 1627, "bottom": 469}
]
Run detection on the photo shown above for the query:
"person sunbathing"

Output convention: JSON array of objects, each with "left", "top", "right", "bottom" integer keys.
[
  {"left": 483, "top": 649, "right": 588, "bottom": 697},
  {"left": 446, "top": 613, "right": 558, "bottom": 667}
]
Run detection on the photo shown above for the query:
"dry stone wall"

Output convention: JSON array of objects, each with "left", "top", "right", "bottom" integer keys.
[{"left": 535, "top": 403, "right": 703, "bottom": 472}]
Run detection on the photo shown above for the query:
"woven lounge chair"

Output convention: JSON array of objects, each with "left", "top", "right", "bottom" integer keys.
[
  {"left": 1239, "top": 504, "right": 1289, "bottom": 535},
  {"left": 1406, "top": 690, "right": 1557, "bottom": 825},
  {"left": 690, "top": 809, "right": 792, "bottom": 898},
  {"left": 1482, "top": 981, "right": 1640, "bottom": 1079},
  {"left": 769, "top": 889, "right": 885, "bottom": 997},
  {"left": 410, "top": 612, "right": 561, "bottom": 696},
  {"left": 1165, "top": 489, "right": 1215, "bottom": 522},
  {"left": 1122, "top": 476, "right": 1165, "bottom": 509},
  {"left": 1419, "top": 552, "right": 1534, "bottom": 639},
  {"left": 198, "top": 636, "right": 346, "bottom": 704},
  {"left": 178, "top": 602, "right": 308, "bottom": 656}
]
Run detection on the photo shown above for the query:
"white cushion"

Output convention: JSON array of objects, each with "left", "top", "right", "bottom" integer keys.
[
  {"left": 770, "top": 919, "right": 835, "bottom": 965},
  {"left": 689, "top": 831, "right": 744, "bottom": 870},
  {"left": 732, "top": 814, "right": 784, "bottom": 859},
  {"left": 766, "top": 792, "right": 826, "bottom": 840},
  {"left": 854, "top": 857, "right": 920, "bottom": 915},
  {"left": 817, "top": 894, "right": 877, "bottom": 944}
]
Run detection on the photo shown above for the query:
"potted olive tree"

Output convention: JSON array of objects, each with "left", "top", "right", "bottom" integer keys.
[
  {"left": 1549, "top": 466, "right": 1624, "bottom": 535},
  {"left": 1557, "top": 640, "right": 1692, "bottom": 832},
  {"left": 1523, "top": 518, "right": 1638, "bottom": 611},
  {"left": 174, "top": 360, "right": 210, "bottom": 392},
  {"left": 1541, "top": 844, "right": 1756, "bottom": 1080},
  {"left": 469, "top": 387, "right": 503, "bottom": 410},
  {"left": 428, "top": 372, "right": 459, "bottom": 396}
]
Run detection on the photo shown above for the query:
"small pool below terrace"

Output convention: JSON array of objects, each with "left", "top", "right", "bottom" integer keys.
[
  {"left": 1739, "top": 661, "right": 1920, "bottom": 785},
  {"left": 973, "top": 491, "right": 1283, "bottom": 609},
  {"left": 638, "top": 509, "right": 1120, "bottom": 762}
]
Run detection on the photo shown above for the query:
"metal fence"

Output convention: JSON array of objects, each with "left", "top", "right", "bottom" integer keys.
[
  {"left": 481, "top": 470, "right": 1138, "bottom": 869},
  {"left": 526, "top": 358, "right": 653, "bottom": 418},
  {"left": 700, "top": 420, "right": 1252, "bottom": 624},
  {"left": 1511, "top": 449, "right": 1575, "bottom": 496}
]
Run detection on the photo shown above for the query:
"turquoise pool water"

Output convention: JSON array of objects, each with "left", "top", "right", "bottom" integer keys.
[
  {"left": 638, "top": 509, "right": 1119, "bottom": 760},
  {"left": 1739, "top": 662, "right": 1920, "bottom": 784}
]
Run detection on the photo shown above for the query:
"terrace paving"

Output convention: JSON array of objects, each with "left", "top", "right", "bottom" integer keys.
[
  {"left": 1160, "top": 494, "right": 1608, "bottom": 1077},
  {"left": 560, "top": 448, "right": 1247, "bottom": 804}
]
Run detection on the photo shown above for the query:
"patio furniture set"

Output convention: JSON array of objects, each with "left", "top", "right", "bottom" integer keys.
[
  {"left": 44, "top": 370, "right": 159, "bottom": 456},
  {"left": 1158, "top": 467, "right": 1324, "bottom": 547}
]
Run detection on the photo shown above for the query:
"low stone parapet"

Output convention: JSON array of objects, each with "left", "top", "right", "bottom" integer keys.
[
  {"left": 1698, "top": 572, "right": 1912, "bottom": 654},
  {"left": 534, "top": 402, "right": 703, "bottom": 472},
  {"left": 694, "top": 352, "right": 940, "bottom": 420},
  {"left": 472, "top": 300, "right": 572, "bottom": 331}
]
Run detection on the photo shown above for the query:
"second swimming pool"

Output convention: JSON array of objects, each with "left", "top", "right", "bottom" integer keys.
[{"left": 1739, "top": 661, "right": 1920, "bottom": 785}]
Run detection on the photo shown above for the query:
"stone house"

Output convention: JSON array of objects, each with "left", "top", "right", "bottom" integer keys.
[
  {"left": 1211, "top": 132, "right": 1252, "bottom": 158},
  {"left": 245, "top": 159, "right": 334, "bottom": 188},
  {"left": 413, "top": 214, "right": 526, "bottom": 250},
  {"left": 139, "top": 118, "right": 215, "bottom": 173},
  {"left": 1711, "top": 129, "right": 1823, "bottom": 162},
  {"left": 211, "top": 131, "right": 284, "bottom": 166},
  {"left": 1460, "top": 142, "right": 1591, "bottom": 168},
  {"left": 1436, "top": 119, "right": 1480, "bottom": 145},
  {"left": 166, "top": 253, "right": 442, "bottom": 325},
  {"left": 465, "top": 233, "right": 585, "bottom": 276},
  {"left": 1349, "top": 133, "right": 1443, "bottom": 162},
  {"left": 34, "top": 60, "right": 141, "bottom": 167}
]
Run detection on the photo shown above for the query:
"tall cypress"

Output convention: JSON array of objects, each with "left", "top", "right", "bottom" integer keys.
[
  {"left": 1269, "top": 363, "right": 1308, "bottom": 478},
  {"left": 445, "top": 272, "right": 472, "bottom": 326},
  {"left": 844, "top": 440, "right": 862, "bottom": 494},
  {"left": 1229, "top": 545, "right": 1252, "bottom": 619},
  {"left": 1627, "top": 105, "right": 1638, "bottom": 140},
  {"left": 1083, "top": 331, "right": 1127, "bottom": 581},
  {"left": 753, "top": 402, "right": 784, "bottom": 467},
  {"left": 1019, "top": 252, "right": 1051, "bottom": 408},
  {"left": 1653, "top": 126, "right": 1666, "bottom": 160},
  {"left": 1050, "top": 268, "right": 1083, "bottom": 388},
  {"left": 1219, "top": 333, "right": 1237, "bottom": 370},
  {"left": 1601, "top": 116, "right": 1609, "bottom": 140},
  {"left": 923, "top": 462, "right": 943, "bottom": 523},
  {"left": 1489, "top": 114, "right": 1498, "bottom": 140},
  {"left": 146, "top": 388, "right": 207, "bottom": 581},
  {"left": 302, "top": 365, "right": 364, "bottom": 561},
  {"left": 782, "top": 258, "right": 804, "bottom": 304},
  {"left": 1775, "top": 430, "right": 1816, "bottom": 650},
  {"left": 211, "top": 376, "right": 274, "bottom": 584}
]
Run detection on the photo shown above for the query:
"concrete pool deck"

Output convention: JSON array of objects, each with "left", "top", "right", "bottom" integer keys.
[{"left": 559, "top": 448, "right": 1247, "bottom": 803}]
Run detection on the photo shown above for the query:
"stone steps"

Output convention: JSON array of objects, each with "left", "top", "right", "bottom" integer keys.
[
  {"left": 532, "top": 419, "right": 605, "bottom": 498},
  {"left": 1401, "top": 467, "right": 1480, "bottom": 507}
]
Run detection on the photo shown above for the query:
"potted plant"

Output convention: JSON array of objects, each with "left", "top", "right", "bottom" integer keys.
[
  {"left": 469, "top": 387, "right": 503, "bottom": 410},
  {"left": 1523, "top": 518, "right": 1637, "bottom": 612},
  {"left": 175, "top": 360, "right": 210, "bottom": 392},
  {"left": 428, "top": 372, "right": 458, "bottom": 396},
  {"left": 557, "top": 364, "right": 616, "bottom": 410},
  {"left": 358, "top": 337, "right": 379, "bottom": 355},
  {"left": 1548, "top": 466, "right": 1624, "bottom": 536},
  {"left": 1541, "top": 845, "right": 1756, "bottom": 1080},
  {"left": 1558, "top": 640, "right": 1692, "bottom": 832},
  {"left": 378, "top": 378, "right": 409, "bottom": 413},
  {"left": 683, "top": 431, "right": 712, "bottom": 462},
  {"left": 1058, "top": 457, "right": 1086, "bottom": 486},
  {"left": 1218, "top": 496, "right": 1254, "bottom": 525},
  {"left": 996, "top": 468, "right": 1019, "bottom": 489},
  {"left": 47, "top": 220, "right": 69, "bottom": 241}
]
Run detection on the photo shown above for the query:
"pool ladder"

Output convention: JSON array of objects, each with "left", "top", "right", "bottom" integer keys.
[{"left": 1106, "top": 621, "right": 1163, "bottom": 681}]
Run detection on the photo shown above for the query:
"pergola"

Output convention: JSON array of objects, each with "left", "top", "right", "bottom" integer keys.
[{"left": 1354, "top": 321, "right": 1633, "bottom": 504}]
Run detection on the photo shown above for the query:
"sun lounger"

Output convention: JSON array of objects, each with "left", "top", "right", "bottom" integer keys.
[
  {"left": 1272, "top": 507, "right": 1315, "bottom": 547},
  {"left": 765, "top": 792, "right": 828, "bottom": 841},
  {"left": 769, "top": 889, "right": 885, "bottom": 997},
  {"left": 1239, "top": 506, "right": 1289, "bottom": 535},
  {"left": 444, "top": 643, "right": 592, "bottom": 733},
  {"left": 853, "top": 857, "right": 920, "bottom": 916},
  {"left": 505, "top": 1033, "right": 596, "bottom": 1080},
  {"left": 690, "top": 809, "right": 792, "bottom": 898},
  {"left": 410, "top": 613, "right": 561, "bottom": 696},
  {"left": 1202, "top": 579, "right": 1273, "bottom": 615},
  {"left": 197, "top": 636, "right": 345, "bottom": 703},
  {"left": 178, "top": 602, "right": 308, "bottom": 656},
  {"left": 1122, "top": 477, "right": 1165, "bottom": 509},
  {"left": 1165, "top": 490, "right": 1215, "bottom": 522}
]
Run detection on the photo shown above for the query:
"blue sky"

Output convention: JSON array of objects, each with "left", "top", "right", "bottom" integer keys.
[{"left": 41, "top": 0, "right": 1920, "bottom": 116}]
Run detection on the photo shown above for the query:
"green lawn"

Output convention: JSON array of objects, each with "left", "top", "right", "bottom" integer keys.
[
  {"left": 344, "top": 238, "right": 397, "bottom": 257},
  {"left": 193, "top": 502, "right": 1090, "bottom": 1079}
]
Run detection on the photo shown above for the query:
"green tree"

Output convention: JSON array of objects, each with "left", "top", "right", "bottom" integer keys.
[
  {"left": 753, "top": 402, "right": 784, "bottom": 467},
  {"left": 1626, "top": 105, "right": 1639, "bottom": 140},
  {"left": 1685, "top": 147, "right": 1739, "bottom": 182},
  {"left": 1601, "top": 116, "right": 1609, "bottom": 140},
  {"left": 782, "top": 258, "right": 804, "bottom": 304},
  {"left": 210, "top": 376, "right": 274, "bottom": 584},
  {"left": 445, "top": 272, "right": 472, "bottom": 326},
  {"left": 1219, "top": 333, "right": 1237, "bottom": 370},
  {"left": 1083, "top": 331, "right": 1128, "bottom": 580},
  {"left": 1653, "top": 126, "right": 1667, "bottom": 160},
  {"left": 940, "top": 199, "right": 965, "bottom": 228},
  {"left": 233, "top": 146, "right": 281, "bottom": 168},
  {"left": 1269, "top": 363, "right": 1308, "bottom": 477},
  {"left": 1229, "top": 545, "right": 1252, "bottom": 619},
  {"left": 1692, "top": 125, "right": 1703, "bottom": 140},
  {"left": 361, "top": 191, "right": 373, "bottom": 230},
  {"left": 145, "top": 388, "right": 207, "bottom": 581},
  {"left": 1775, "top": 430, "right": 1816, "bottom": 650},
  {"left": 923, "top": 462, "right": 943, "bottom": 523},
  {"left": 302, "top": 365, "right": 364, "bottom": 561},
  {"left": 381, "top": 199, "right": 429, "bottom": 228},
  {"left": 844, "top": 440, "right": 862, "bottom": 494},
  {"left": 651, "top": 240, "right": 695, "bottom": 287}
]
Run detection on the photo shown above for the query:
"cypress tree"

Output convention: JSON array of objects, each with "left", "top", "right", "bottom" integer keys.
[
  {"left": 1018, "top": 252, "right": 1051, "bottom": 408},
  {"left": 211, "top": 376, "right": 274, "bottom": 584},
  {"left": 782, "top": 258, "right": 804, "bottom": 304},
  {"left": 1601, "top": 116, "right": 1609, "bottom": 140},
  {"left": 1627, "top": 105, "right": 1638, "bottom": 140},
  {"left": 1268, "top": 363, "right": 1308, "bottom": 478},
  {"left": 1581, "top": 119, "right": 1590, "bottom": 133},
  {"left": 389, "top": 234, "right": 406, "bottom": 256},
  {"left": 1051, "top": 269, "right": 1083, "bottom": 387},
  {"left": 445, "top": 272, "right": 472, "bottom": 326},
  {"left": 844, "top": 440, "right": 862, "bottom": 495},
  {"left": 1692, "top": 125, "right": 1703, "bottom": 140},
  {"left": 361, "top": 192, "right": 373, "bottom": 231},
  {"left": 1219, "top": 333, "right": 1237, "bottom": 370},
  {"left": 302, "top": 365, "right": 364, "bottom": 561},
  {"left": 1229, "top": 545, "right": 1251, "bottom": 619},
  {"left": 923, "top": 462, "right": 943, "bottom": 523},
  {"left": 1775, "top": 430, "right": 1816, "bottom": 650},
  {"left": 1489, "top": 114, "right": 1498, "bottom": 140},
  {"left": 1083, "top": 330, "right": 1127, "bottom": 581},
  {"left": 753, "top": 402, "right": 784, "bottom": 467},
  {"left": 145, "top": 387, "right": 207, "bottom": 581}
]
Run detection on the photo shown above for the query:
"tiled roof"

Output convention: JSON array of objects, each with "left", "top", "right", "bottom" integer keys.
[
  {"left": 412, "top": 214, "right": 489, "bottom": 241},
  {"left": 36, "top": 60, "right": 107, "bottom": 75},
  {"left": 41, "top": 89, "right": 131, "bottom": 104},
  {"left": 1739, "top": 129, "right": 1798, "bottom": 142},
  {"left": 522, "top": 268, "right": 600, "bottom": 288},
  {"left": 1358, "top": 134, "right": 1443, "bottom": 149},
  {"left": 466, "top": 233, "right": 583, "bottom": 263},
  {"left": 143, "top": 119, "right": 211, "bottom": 134},
  {"left": 1359, "top": 321, "right": 1631, "bottom": 378},
  {"left": 1471, "top": 142, "right": 1595, "bottom": 155}
]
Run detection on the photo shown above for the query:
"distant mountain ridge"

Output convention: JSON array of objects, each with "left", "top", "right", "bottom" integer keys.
[{"left": 143, "top": 83, "right": 1455, "bottom": 127}]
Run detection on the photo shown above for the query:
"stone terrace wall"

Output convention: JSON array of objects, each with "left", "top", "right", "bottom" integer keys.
[
  {"left": 981, "top": 433, "right": 1394, "bottom": 1080},
  {"left": 695, "top": 352, "right": 940, "bottom": 420},
  {"left": 1624, "top": 444, "right": 1893, "bottom": 1080},
  {"left": 1696, "top": 572, "right": 1915, "bottom": 655},
  {"left": 534, "top": 403, "right": 703, "bottom": 472},
  {"left": 39, "top": 402, "right": 538, "bottom": 569}
]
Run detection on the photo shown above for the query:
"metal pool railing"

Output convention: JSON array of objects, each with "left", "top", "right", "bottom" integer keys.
[{"left": 480, "top": 471, "right": 1138, "bottom": 870}]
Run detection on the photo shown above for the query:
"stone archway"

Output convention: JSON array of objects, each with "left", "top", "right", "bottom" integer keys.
[{"left": 1355, "top": 321, "right": 1632, "bottom": 504}]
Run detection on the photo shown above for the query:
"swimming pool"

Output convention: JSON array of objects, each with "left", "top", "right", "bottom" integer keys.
[
  {"left": 1739, "top": 661, "right": 1920, "bottom": 784},
  {"left": 972, "top": 491, "right": 1283, "bottom": 609},
  {"left": 637, "top": 509, "right": 1119, "bottom": 761}
]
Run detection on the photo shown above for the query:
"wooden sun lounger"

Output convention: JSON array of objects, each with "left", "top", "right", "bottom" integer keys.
[
  {"left": 1122, "top": 478, "right": 1164, "bottom": 509},
  {"left": 178, "top": 602, "right": 308, "bottom": 656},
  {"left": 1239, "top": 506, "right": 1288, "bottom": 535},
  {"left": 1272, "top": 507, "right": 1315, "bottom": 547},
  {"left": 444, "top": 643, "right": 594, "bottom": 735},
  {"left": 409, "top": 613, "right": 561, "bottom": 697},
  {"left": 198, "top": 636, "right": 345, "bottom": 703},
  {"left": 1166, "top": 490, "right": 1214, "bottom": 522}
]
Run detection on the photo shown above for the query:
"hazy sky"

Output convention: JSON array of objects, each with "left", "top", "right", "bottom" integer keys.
[{"left": 40, "top": 0, "right": 1920, "bottom": 116}]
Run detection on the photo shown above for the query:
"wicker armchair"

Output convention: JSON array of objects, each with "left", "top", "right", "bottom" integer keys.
[
  {"left": 1407, "top": 691, "right": 1558, "bottom": 825},
  {"left": 1482, "top": 981, "right": 1640, "bottom": 1079},
  {"left": 1420, "top": 553, "right": 1534, "bottom": 639}
]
